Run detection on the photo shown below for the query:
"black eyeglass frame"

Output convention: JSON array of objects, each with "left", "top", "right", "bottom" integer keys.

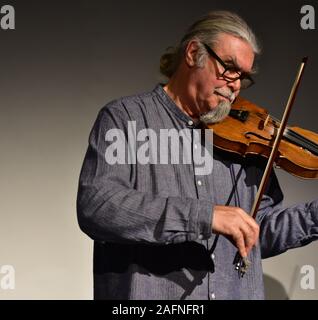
[{"left": 202, "top": 43, "right": 255, "bottom": 89}]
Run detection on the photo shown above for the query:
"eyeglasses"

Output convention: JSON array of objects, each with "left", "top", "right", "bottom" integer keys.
[{"left": 203, "top": 43, "right": 255, "bottom": 89}]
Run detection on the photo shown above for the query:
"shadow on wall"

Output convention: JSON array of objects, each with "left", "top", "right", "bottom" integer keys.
[{"left": 263, "top": 274, "right": 289, "bottom": 300}]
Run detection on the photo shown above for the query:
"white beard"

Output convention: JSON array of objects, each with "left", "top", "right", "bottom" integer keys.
[{"left": 199, "top": 100, "right": 232, "bottom": 124}]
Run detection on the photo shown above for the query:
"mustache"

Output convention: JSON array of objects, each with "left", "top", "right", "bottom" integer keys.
[{"left": 214, "top": 88, "right": 236, "bottom": 103}]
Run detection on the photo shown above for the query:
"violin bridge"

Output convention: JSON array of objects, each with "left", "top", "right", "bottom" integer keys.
[{"left": 263, "top": 115, "right": 270, "bottom": 129}]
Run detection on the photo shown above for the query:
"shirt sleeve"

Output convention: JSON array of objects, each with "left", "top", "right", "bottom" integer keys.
[
  {"left": 257, "top": 172, "right": 318, "bottom": 259},
  {"left": 76, "top": 104, "right": 214, "bottom": 245}
]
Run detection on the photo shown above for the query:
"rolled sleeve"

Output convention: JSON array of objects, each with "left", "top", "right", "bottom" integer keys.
[
  {"left": 260, "top": 199, "right": 318, "bottom": 258},
  {"left": 164, "top": 199, "right": 213, "bottom": 244}
]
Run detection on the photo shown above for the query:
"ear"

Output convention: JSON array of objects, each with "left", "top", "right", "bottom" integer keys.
[{"left": 184, "top": 40, "right": 200, "bottom": 67}]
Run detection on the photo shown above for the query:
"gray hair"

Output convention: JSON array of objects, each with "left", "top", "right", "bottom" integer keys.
[{"left": 160, "top": 11, "right": 261, "bottom": 78}]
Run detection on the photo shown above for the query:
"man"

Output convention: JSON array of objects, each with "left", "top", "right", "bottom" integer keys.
[{"left": 77, "top": 11, "right": 318, "bottom": 299}]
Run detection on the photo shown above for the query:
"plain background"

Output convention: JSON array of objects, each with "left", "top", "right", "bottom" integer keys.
[{"left": 0, "top": 0, "right": 317, "bottom": 299}]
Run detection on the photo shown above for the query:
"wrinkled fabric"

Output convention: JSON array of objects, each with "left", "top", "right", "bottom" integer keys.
[{"left": 77, "top": 85, "right": 318, "bottom": 300}]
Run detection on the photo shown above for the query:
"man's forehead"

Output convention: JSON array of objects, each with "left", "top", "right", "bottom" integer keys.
[{"left": 215, "top": 33, "right": 255, "bottom": 72}]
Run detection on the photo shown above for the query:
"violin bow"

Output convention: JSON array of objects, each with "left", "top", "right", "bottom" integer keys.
[{"left": 236, "top": 57, "right": 308, "bottom": 277}]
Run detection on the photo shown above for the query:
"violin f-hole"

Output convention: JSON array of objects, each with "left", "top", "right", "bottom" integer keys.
[{"left": 245, "top": 131, "right": 272, "bottom": 142}]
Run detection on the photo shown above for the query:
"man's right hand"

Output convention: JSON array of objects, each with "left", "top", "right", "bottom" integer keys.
[{"left": 211, "top": 205, "right": 260, "bottom": 258}]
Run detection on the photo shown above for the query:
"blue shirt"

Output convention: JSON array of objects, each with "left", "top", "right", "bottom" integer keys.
[{"left": 77, "top": 84, "right": 318, "bottom": 299}]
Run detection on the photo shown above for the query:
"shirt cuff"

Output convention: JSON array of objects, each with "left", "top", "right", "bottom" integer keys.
[{"left": 187, "top": 199, "right": 213, "bottom": 241}]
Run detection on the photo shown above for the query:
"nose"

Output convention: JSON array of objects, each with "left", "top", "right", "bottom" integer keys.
[{"left": 227, "top": 78, "right": 241, "bottom": 92}]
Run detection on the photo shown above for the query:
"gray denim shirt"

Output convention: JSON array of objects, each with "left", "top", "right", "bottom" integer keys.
[{"left": 77, "top": 84, "right": 318, "bottom": 300}]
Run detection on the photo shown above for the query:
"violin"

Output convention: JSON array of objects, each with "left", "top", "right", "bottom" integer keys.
[{"left": 206, "top": 96, "right": 318, "bottom": 179}]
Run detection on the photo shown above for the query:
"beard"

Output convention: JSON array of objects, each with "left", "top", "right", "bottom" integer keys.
[
  {"left": 199, "top": 88, "right": 235, "bottom": 124},
  {"left": 199, "top": 99, "right": 232, "bottom": 124}
]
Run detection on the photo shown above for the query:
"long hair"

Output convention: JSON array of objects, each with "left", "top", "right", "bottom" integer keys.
[{"left": 160, "top": 11, "right": 261, "bottom": 78}]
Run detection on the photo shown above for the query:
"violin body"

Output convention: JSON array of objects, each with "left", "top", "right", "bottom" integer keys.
[{"left": 207, "top": 96, "right": 318, "bottom": 179}]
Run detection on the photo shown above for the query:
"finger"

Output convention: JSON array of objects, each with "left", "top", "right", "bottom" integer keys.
[
  {"left": 234, "top": 213, "right": 259, "bottom": 255},
  {"left": 233, "top": 231, "right": 247, "bottom": 258},
  {"left": 242, "top": 227, "right": 256, "bottom": 255},
  {"left": 237, "top": 208, "right": 259, "bottom": 231},
  {"left": 237, "top": 210, "right": 260, "bottom": 247},
  {"left": 238, "top": 223, "right": 255, "bottom": 255}
]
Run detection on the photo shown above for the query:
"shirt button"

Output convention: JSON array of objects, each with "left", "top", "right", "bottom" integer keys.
[
  {"left": 194, "top": 144, "right": 198, "bottom": 150},
  {"left": 210, "top": 292, "right": 216, "bottom": 300},
  {"left": 198, "top": 234, "right": 204, "bottom": 240},
  {"left": 197, "top": 180, "right": 202, "bottom": 186},
  {"left": 188, "top": 120, "right": 194, "bottom": 126},
  {"left": 212, "top": 254, "right": 215, "bottom": 260}
]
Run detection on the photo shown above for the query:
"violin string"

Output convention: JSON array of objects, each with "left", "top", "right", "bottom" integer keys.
[
  {"left": 284, "top": 129, "right": 318, "bottom": 155},
  {"left": 270, "top": 115, "right": 318, "bottom": 146},
  {"left": 285, "top": 129, "right": 318, "bottom": 148},
  {"left": 265, "top": 115, "right": 318, "bottom": 154},
  {"left": 268, "top": 115, "right": 317, "bottom": 148}
]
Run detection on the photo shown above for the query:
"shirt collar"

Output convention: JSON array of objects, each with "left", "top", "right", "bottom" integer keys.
[{"left": 154, "top": 84, "right": 199, "bottom": 127}]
